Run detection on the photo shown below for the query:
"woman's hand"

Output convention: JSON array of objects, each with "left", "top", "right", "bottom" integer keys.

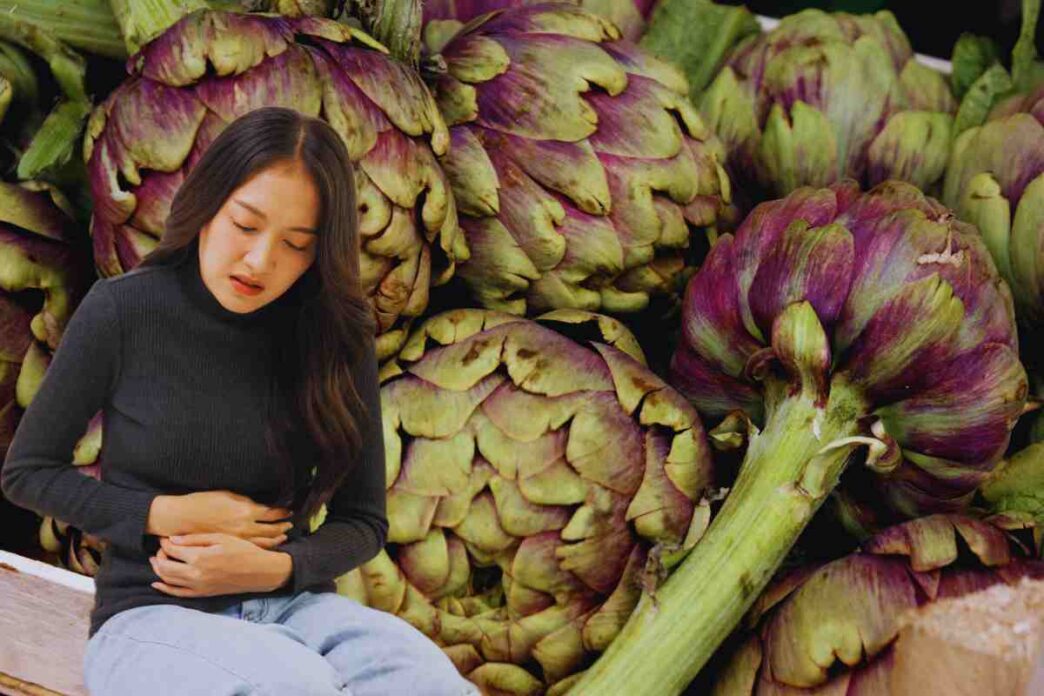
[
  {"left": 149, "top": 533, "right": 293, "bottom": 597},
  {"left": 148, "top": 490, "right": 293, "bottom": 548}
]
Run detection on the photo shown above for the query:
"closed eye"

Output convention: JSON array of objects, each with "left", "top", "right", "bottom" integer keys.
[
  {"left": 234, "top": 221, "right": 256, "bottom": 232},
  {"left": 285, "top": 241, "right": 308, "bottom": 252}
]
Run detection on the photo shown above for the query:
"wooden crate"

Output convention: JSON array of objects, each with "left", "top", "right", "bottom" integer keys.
[{"left": 0, "top": 550, "right": 93, "bottom": 696}]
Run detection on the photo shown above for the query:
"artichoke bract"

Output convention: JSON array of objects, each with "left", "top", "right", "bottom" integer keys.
[
  {"left": 341, "top": 308, "right": 714, "bottom": 695},
  {"left": 571, "top": 180, "right": 1027, "bottom": 693},
  {"left": 944, "top": 85, "right": 1044, "bottom": 327},
  {"left": 84, "top": 10, "right": 467, "bottom": 359},
  {"left": 430, "top": 3, "right": 732, "bottom": 316},
  {"left": 980, "top": 442, "right": 1044, "bottom": 555},
  {"left": 711, "top": 515, "right": 1044, "bottom": 695},
  {"left": 700, "top": 9, "right": 956, "bottom": 202}
]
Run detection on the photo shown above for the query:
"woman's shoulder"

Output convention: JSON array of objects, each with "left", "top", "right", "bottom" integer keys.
[{"left": 91, "top": 264, "right": 182, "bottom": 318}]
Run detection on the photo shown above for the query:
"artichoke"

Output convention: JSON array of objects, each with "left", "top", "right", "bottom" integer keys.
[
  {"left": 700, "top": 9, "right": 956, "bottom": 202},
  {"left": 429, "top": 3, "right": 732, "bottom": 317},
  {"left": 943, "top": 85, "right": 1044, "bottom": 327},
  {"left": 423, "top": 0, "right": 658, "bottom": 42},
  {"left": 710, "top": 514, "right": 1044, "bottom": 695},
  {"left": 341, "top": 308, "right": 714, "bottom": 695},
  {"left": 0, "top": 181, "right": 96, "bottom": 449},
  {"left": 85, "top": 9, "right": 467, "bottom": 359},
  {"left": 571, "top": 180, "right": 1027, "bottom": 694}
]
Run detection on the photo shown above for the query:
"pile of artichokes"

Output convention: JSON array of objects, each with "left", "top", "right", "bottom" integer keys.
[{"left": 1, "top": 0, "right": 1043, "bottom": 694}]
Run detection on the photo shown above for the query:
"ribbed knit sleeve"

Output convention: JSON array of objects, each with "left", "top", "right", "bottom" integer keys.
[
  {"left": 278, "top": 335, "right": 389, "bottom": 593},
  {"left": 1, "top": 280, "right": 158, "bottom": 555}
]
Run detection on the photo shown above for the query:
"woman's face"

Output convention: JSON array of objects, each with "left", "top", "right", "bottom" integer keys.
[{"left": 198, "top": 159, "right": 320, "bottom": 313}]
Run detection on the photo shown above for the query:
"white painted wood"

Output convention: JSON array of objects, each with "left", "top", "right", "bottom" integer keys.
[{"left": 0, "top": 551, "right": 94, "bottom": 696}]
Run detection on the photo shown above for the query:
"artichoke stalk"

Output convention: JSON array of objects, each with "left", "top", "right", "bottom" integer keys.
[
  {"left": 0, "top": 1, "right": 126, "bottom": 59},
  {"left": 342, "top": 308, "right": 715, "bottom": 694},
  {"left": 570, "top": 181, "right": 1027, "bottom": 694},
  {"left": 429, "top": 4, "right": 732, "bottom": 317},
  {"left": 711, "top": 515, "right": 1044, "bottom": 694},
  {"left": 86, "top": 2, "right": 466, "bottom": 359}
]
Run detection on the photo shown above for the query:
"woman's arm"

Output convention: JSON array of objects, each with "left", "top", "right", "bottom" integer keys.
[
  {"left": 274, "top": 334, "right": 389, "bottom": 593},
  {"left": 1, "top": 280, "right": 160, "bottom": 555}
]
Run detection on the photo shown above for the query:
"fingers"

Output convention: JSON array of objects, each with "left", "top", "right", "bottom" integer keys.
[
  {"left": 250, "top": 534, "right": 288, "bottom": 549},
  {"left": 255, "top": 506, "right": 294, "bottom": 522},
  {"left": 251, "top": 521, "right": 293, "bottom": 538},
  {"left": 150, "top": 548, "right": 194, "bottom": 585}
]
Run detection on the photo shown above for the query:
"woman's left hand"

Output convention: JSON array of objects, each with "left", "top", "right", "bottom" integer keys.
[{"left": 150, "top": 533, "right": 291, "bottom": 597}]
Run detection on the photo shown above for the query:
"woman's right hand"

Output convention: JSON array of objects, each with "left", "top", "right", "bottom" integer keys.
[{"left": 148, "top": 491, "right": 293, "bottom": 549}]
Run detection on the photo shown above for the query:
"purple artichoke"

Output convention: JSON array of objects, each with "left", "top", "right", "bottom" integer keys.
[
  {"left": 85, "top": 10, "right": 467, "bottom": 359},
  {"left": 423, "top": 0, "right": 659, "bottom": 42},
  {"left": 429, "top": 3, "right": 733, "bottom": 316},
  {"left": 570, "top": 180, "right": 1027, "bottom": 694},
  {"left": 711, "top": 515, "right": 1044, "bottom": 694},
  {"left": 340, "top": 308, "right": 715, "bottom": 694},
  {"left": 700, "top": 9, "right": 957, "bottom": 202}
]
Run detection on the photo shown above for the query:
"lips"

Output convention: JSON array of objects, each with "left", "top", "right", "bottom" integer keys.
[{"left": 231, "top": 275, "right": 263, "bottom": 289}]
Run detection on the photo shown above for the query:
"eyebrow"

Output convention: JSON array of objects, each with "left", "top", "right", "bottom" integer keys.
[{"left": 233, "top": 198, "right": 318, "bottom": 234}]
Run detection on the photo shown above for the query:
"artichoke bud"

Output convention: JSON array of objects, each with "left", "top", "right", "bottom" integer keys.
[{"left": 347, "top": 307, "right": 715, "bottom": 691}]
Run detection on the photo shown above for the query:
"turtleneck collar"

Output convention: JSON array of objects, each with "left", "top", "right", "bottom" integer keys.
[{"left": 176, "top": 240, "right": 295, "bottom": 326}]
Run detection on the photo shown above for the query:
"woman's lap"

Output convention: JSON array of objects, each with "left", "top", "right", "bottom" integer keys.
[{"left": 84, "top": 592, "right": 478, "bottom": 696}]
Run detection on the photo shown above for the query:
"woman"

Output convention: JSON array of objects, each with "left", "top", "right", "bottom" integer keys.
[{"left": 1, "top": 107, "right": 478, "bottom": 696}]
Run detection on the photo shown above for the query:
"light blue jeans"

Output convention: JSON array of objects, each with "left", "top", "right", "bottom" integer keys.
[{"left": 83, "top": 590, "right": 481, "bottom": 695}]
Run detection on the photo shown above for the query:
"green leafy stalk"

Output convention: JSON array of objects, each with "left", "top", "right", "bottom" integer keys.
[
  {"left": 572, "top": 375, "right": 868, "bottom": 693},
  {"left": 346, "top": 0, "right": 422, "bottom": 67},
  {"left": 0, "top": 0, "right": 126, "bottom": 59},
  {"left": 639, "top": 0, "right": 760, "bottom": 94},
  {"left": 1013, "top": 0, "right": 1043, "bottom": 90},
  {"left": 18, "top": 100, "right": 91, "bottom": 181},
  {"left": 108, "top": 0, "right": 210, "bottom": 55},
  {"left": 0, "top": 13, "right": 86, "bottom": 103}
]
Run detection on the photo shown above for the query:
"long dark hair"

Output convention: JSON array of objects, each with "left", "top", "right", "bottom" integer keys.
[{"left": 138, "top": 106, "right": 375, "bottom": 524}]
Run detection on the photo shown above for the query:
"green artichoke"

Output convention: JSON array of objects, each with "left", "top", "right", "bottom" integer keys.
[
  {"left": 571, "top": 180, "right": 1027, "bottom": 694},
  {"left": 341, "top": 308, "right": 714, "bottom": 695},
  {"left": 429, "top": 3, "right": 733, "bottom": 316},
  {"left": 711, "top": 514, "right": 1044, "bottom": 695},
  {"left": 85, "top": 9, "right": 467, "bottom": 359},
  {"left": 700, "top": 9, "right": 956, "bottom": 202},
  {"left": 944, "top": 85, "right": 1044, "bottom": 326}
]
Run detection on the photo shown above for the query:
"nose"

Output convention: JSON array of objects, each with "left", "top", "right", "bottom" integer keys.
[{"left": 243, "top": 234, "right": 277, "bottom": 276}]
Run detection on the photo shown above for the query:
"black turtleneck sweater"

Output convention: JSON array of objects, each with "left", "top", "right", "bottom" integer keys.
[{"left": 1, "top": 248, "right": 387, "bottom": 638}]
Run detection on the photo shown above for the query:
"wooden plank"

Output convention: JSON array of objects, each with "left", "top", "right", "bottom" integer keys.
[
  {"left": 0, "top": 551, "right": 94, "bottom": 696},
  {"left": 891, "top": 578, "right": 1044, "bottom": 695}
]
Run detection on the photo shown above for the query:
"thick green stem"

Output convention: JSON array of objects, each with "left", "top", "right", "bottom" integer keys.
[
  {"left": 0, "top": 13, "right": 86, "bottom": 102},
  {"left": 108, "top": 0, "right": 209, "bottom": 55},
  {"left": 348, "top": 0, "right": 421, "bottom": 67},
  {"left": 0, "top": 1, "right": 125, "bottom": 60},
  {"left": 571, "top": 378, "right": 867, "bottom": 695},
  {"left": 639, "top": 0, "right": 760, "bottom": 94}
]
